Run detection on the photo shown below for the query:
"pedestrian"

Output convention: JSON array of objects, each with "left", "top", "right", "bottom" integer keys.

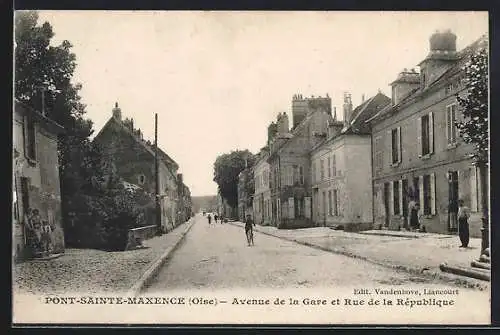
[
  {"left": 30, "top": 209, "right": 43, "bottom": 254},
  {"left": 409, "top": 202, "right": 421, "bottom": 231},
  {"left": 40, "top": 220, "right": 53, "bottom": 254},
  {"left": 245, "top": 214, "right": 255, "bottom": 246},
  {"left": 457, "top": 199, "right": 470, "bottom": 248},
  {"left": 219, "top": 214, "right": 224, "bottom": 224},
  {"left": 207, "top": 213, "right": 212, "bottom": 225},
  {"left": 214, "top": 213, "right": 218, "bottom": 223}
]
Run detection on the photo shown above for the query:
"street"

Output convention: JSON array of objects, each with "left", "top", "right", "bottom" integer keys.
[{"left": 148, "top": 214, "right": 445, "bottom": 291}]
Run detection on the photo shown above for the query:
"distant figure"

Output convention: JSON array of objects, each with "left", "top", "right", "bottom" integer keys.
[
  {"left": 203, "top": 211, "right": 206, "bottom": 216},
  {"left": 409, "top": 202, "right": 422, "bottom": 231},
  {"left": 457, "top": 199, "right": 470, "bottom": 248},
  {"left": 214, "top": 214, "right": 218, "bottom": 223},
  {"left": 245, "top": 214, "right": 255, "bottom": 246},
  {"left": 207, "top": 213, "right": 212, "bottom": 225},
  {"left": 219, "top": 214, "right": 224, "bottom": 224}
]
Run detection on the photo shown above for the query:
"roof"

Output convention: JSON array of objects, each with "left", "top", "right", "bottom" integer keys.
[
  {"left": 343, "top": 92, "right": 391, "bottom": 134},
  {"left": 14, "top": 99, "right": 66, "bottom": 134},
  {"left": 94, "top": 115, "right": 179, "bottom": 172},
  {"left": 367, "top": 34, "right": 487, "bottom": 124}
]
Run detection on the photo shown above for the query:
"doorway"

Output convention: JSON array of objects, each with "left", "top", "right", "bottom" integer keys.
[
  {"left": 448, "top": 171, "right": 459, "bottom": 232},
  {"left": 383, "top": 182, "right": 390, "bottom": 228}
]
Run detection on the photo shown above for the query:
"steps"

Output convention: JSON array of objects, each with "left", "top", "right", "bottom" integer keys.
[{"left": 440, "top": 247, "right": 491, "bottom": 282}]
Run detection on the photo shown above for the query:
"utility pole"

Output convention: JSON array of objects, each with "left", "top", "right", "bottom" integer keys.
[{"left": 155, "top": 113, "right": 162, "bottom": 235}]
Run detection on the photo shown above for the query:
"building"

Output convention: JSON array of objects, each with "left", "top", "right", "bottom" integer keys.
[
  {"left": 267, "top": 94, "right": 333, "bottom": 228},
  {"left": 311, "top": 92, "right": 391, "bottom": 231},
  {"left": 13, "top": 99, "right": 66, "bottom": 260},
  {"left": 366, "top": 30, "right": 488, "bottom": 237},
  {"left": 252, "top": 149, "right": 271, "bottom": 225},
  {"left": 93, "top": 103, "right": 185, "bottom": 232}
]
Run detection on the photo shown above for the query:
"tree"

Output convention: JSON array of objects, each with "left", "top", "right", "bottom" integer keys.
[
  {"left": 455, "top": 44, "right": 489, "bottom": 253},
  {"left": 14, "top": 11, "right": 142, "bottom": 250},
  {"left": 213, "top": 150, "right": 256, "bottom": 209}
]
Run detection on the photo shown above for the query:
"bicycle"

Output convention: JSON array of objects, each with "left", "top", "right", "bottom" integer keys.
[{"left": 246, "top": 227, "right": 254, "bottom": 246}]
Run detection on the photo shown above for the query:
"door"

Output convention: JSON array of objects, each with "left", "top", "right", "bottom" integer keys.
[
  {"left": 402, "top": 179, "right": 409, "bottom": 229},
  {"left": 448, "top": 171, "right": 459, "bottom": 232},
  {"left": 383, "top": 182, "right": 390, "bottom": 227}
]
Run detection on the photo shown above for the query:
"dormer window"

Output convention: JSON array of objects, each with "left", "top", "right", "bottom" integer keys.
[{"left": 138, "top": 174, "right": 146, "bottom": 185}]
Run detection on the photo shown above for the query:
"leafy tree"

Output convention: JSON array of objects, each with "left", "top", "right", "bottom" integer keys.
[
  {"left": 213, "top": 150, "right": 256, "bottom": 208},
  {"left": 15, "top": 11, "right": 144, "bottom": 250},
  {"left": 456, "top": 46, "right": 488, "bottom": 162},
  {"left": 455, "top": 43, "right": 489, "bottom": 252}
]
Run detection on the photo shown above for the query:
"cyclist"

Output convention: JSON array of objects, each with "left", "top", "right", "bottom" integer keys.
[{"left": 245, "top": 214, "right": 255, "bottom": 246}]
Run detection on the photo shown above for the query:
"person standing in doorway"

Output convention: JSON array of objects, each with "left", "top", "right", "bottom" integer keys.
[
  {"left": 207, "top": 213, "right": 212, "bottom": 225},
  {"left": 457, "top": 199, "right": 470, "bottom": 248},
  {"left": 409, "top": 202, "right": 421, "bottom": 231}
]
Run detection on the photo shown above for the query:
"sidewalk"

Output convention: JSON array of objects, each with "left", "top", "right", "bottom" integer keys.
[
  {"left": 231, "top": 221, "right": 488, "bottom": 289},
  {"left": 13, "top": 217, "right": 196, "bottom": 295}
]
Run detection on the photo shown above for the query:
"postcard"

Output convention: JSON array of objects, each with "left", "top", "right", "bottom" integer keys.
[{"left": 12, "top": 10, "right": 490, "bottom": 325}]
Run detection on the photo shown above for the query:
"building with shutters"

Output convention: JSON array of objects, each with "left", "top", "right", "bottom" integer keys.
[
  {"left": 366, "top": 30, "right": 488, "bottom": 237},
  {"left": 252, "top": 148, "right": 271, "bottom": 225},
  {"left": 266, "top": 94, "right": 333, "bottom": 228},
  {"left": 13, "top": 99, "right": 66, "bottom": 261},
  {"left": 311, "top": 92, "right": 391, "bottom": 231}
]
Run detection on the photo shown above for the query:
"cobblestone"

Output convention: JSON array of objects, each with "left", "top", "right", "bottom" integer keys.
[{"left": 13, "top": 222, "right": 189, "bottom": 295}]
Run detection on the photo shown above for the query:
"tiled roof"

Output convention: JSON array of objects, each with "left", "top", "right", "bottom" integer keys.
[
  {"left": 14, "top": 99, "right": 66, "bottom": 134},
  {"left": 95, "top": 116, "right": 179, "bottom": 173}
]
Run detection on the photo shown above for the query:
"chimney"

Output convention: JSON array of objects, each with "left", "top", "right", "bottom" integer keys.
[
  {"left": 343, "top": 92, "right": 353, "bottom": 125},
  {"left": 112, "top": 102, "right": 122, "bottom": 121},
  {"left": 277, "top": 112, "right": 289, "bottom": 135},
  {"left": 333, "top": 106, "right": 337, "bottom": 120},
  {"left": 361, "top": 94, "right": 365, "bottom": 103}
]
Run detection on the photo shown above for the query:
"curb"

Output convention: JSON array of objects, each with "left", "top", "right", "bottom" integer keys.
[
  {"left": 127, "top": 218, "right": 197, "bottom": 297},
  {"left": 228, "top": 221, "right": 488, "bottom": 290}
]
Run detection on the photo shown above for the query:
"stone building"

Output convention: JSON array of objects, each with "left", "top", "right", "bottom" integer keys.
[
  {"left": 311, "top": 92, "right": 391, "bottom": 231},
  {"left": 367, "top": 31, "right": 488, "bottom": 237},
  {"left": 252, "top": 148, "right": 271, "bottom": 225},
  {"left": 267, "top": 94, "right": 333, "bottom": 228},
  {"left": 12, "top": 99, "right": 66, "bottom": 260},
  {"left": 93, "top": 103, "right": 186, "bottom": 232}
]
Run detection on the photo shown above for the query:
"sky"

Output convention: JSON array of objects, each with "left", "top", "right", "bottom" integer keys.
[{"left": 32, "top": 11, "right": 488, "bottom": 196}]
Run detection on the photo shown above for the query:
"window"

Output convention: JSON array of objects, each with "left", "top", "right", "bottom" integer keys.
[
  {"left": 320, "top": 159, "right": 325, "bottom": 180},
  {"left": 418, "top": 113, "right": 434, "bottom": 156},
  {"left": 333, "top": 189, "right": 339, "bottom": 216},
  {"left": 293, "top": 165, "right": 300, "bottom": 185},
  {"left": 327, "top": 157, "right": 331, "bottom": 178},
  {"left": 312, "top": 162, "right": 316, "bottom": 183},
  {"left": 24, "top": 116, "right": 36, "bottom": 160},
  {"left": 328, "top": 190, "right": 333, "bottom": 216},
  {"left": 419, "top": 173, "right": 436, "bottom": 215},
  {"left": 138, "top": 174, "right": 146, "bottom": 185},
  {"left": 391, "top": 127, "right": 401, "bottom": 164},
  {"left": 299, "top": 166, "right": 304, "bottom": 185},
  {"left": 287, "top": 166, "right": 293, "bottom": 186},
  {"left": 393, "top": 180, "right": 401, "bottom": 215},
  {"left": 322, "top": 191, "right": 327, "bottom": 217},
  {"left": 446, "top": 104, "right": 458, "bottom": 145},
  {"left": 445, "top": 82, "right": 454, "bottom": 95},
  {"left": 332, "top": 154, "right": 336, "bottom": 177},
  {"left": 374, "top": 137, "right": 383, "bottom": 171},
  {"left": 295, "top": 197, "right": 304, "bottom": 218}
]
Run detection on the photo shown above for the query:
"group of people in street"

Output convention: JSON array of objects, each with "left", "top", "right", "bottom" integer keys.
[
  {"left": 408, "top": 199, "right": 470, "bottom": 248},
  {"left": 204, "top": 211, "right": 256, "bottom": 247},
  {"left": 24, "top": 208, "right": 55, "bottom": 256},
  {"left": 206, "top": 212, "right": 224, "bottom": 225}
]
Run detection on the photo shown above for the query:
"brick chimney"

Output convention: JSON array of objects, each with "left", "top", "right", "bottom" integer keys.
[{"left": 112, "top": 102, "right": 122, "bottom": 121}]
